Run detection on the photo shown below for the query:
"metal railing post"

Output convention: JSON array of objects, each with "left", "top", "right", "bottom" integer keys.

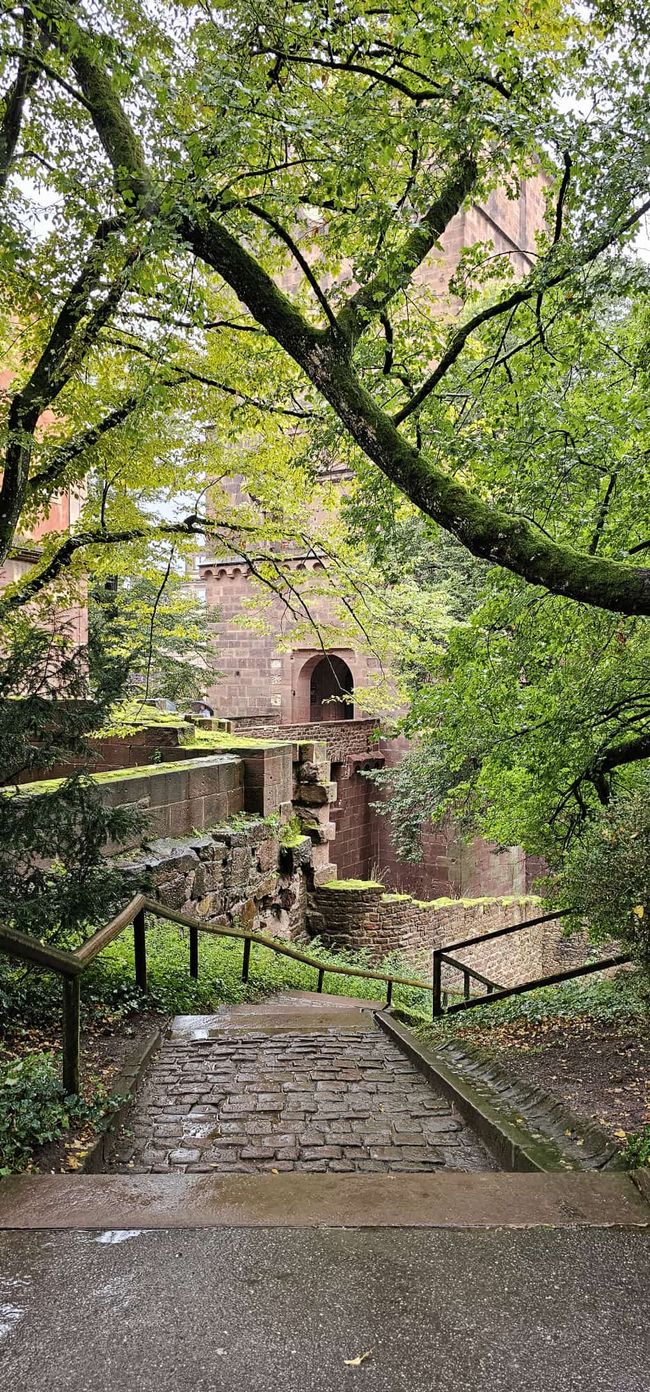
[
  {"left": 242, "top": 935, "right": 251, "bottom": 983},
  {"left": 386, "top": 979, "right": 393, "bottom": 1007},
  {"left": 189, "top": 925, "right": 199, "bottom": 979},
  {"left": 133, "top": 908, "right": 147, "bottom": 993},
  {"left": 62, "top": 976, "right": 81, "bottom": 1095},
  {"left": 317, "top": 967, "right": 324, "bottom": 993},
  {"left": 463, "top": 969, "right": 470, "bottom": 1001},
  {"left": 432, "top": 951, "right": 442, "bottom": 1018}
]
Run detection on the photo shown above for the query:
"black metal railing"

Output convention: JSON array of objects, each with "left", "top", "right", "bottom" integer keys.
[{"left": 431, "top": 908, "right": 630, "bottom": 1017}]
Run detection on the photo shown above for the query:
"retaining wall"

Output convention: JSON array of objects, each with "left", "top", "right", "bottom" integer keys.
[
  {"left": 116, "top": 822, "right": 315, "bottom": 941},
  {"left": 309, "top": 882, "right": 585, "bottom": 988}
]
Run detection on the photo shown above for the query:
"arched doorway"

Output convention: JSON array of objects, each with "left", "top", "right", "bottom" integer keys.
[{"left": 309, "top": 655, "right": 354, "bottom": 722}]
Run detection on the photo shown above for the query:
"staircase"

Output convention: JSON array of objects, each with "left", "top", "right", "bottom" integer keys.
[{"left": 106, "top": 993, "right": 495, "bottom": 1177}]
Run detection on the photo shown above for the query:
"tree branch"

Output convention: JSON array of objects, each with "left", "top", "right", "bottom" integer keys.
[
  {"left": 0, "top": 216, "right": 135, "bottom": 563},
  {"left": 37, "top": 5, "right": 650, "bottom": 616},
  {"left": 27, "top": 390, "right": 150, "bottom": 498},
  {"left": 335, "top": 155, "right": 478, "bottom": 350},
  {"left": 243, "top": 201, "right": 339, "bottom": 332},
  {"left": 394, "top": 194, "right": 650, "bottom": 424},
  {"left": 105, "top": 334, "right": 320, "bottom": 418}
]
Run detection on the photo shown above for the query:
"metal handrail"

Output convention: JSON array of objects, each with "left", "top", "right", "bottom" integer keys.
[
  {"left": 431, "top": 906, "right": 629, "bottom": 1018},
  {"left": 0, "top": 894, "right": 437, "bottom": 1093}
]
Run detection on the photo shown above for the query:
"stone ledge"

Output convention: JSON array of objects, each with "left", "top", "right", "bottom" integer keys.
[
  {"left": 377, "top": 1013, "right": 625, "bottom": 1175},
  {"left": 0, "top": 1171, "right": 647, "bottom": 1230}
]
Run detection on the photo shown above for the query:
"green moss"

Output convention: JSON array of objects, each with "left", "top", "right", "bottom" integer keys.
[
  {"left": 98, "top": 701, "right": 195, "bottom": 737},
  {"left": 381, "top": 893, "right": 411, "bottom": 903},
  {"left": 320, "top": 878, "right": 384, "bottom": 891},
  {"left": 15, "top": 754, "right": 236, "bottom": 797},
  {"left": 184, "top": 733, "right": 292, "bottom": 751}
]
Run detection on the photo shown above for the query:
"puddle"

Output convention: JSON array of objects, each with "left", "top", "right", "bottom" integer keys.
[{"left": 93, "top": 1230, "right": 143, "bottom": 1245}]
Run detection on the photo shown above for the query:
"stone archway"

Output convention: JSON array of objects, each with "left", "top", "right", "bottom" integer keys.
[{"left": 291, "top": 652, "right": 355, "bottom": 722}]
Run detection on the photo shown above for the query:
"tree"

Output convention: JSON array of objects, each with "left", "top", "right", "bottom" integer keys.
[
  {"left": 0, "top": 606, "right": 143, "bottom": 943},
  {"left": 90, "top": 564, "right": 221, "bottom": 705},
  {"left": 1, "top": 0, "right": 650, "bottom": 618}
]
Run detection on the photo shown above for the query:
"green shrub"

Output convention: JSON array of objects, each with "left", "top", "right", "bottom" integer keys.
[
  {"left": 554, "top": 785, "right": 650, "bottom": 969},
  {"left": 0, "top": 1053, "right": 109, "bottom": 1173},
  {"left": 622, "top": 1124, "right": 650, "bottom": 1170},
  {"left": 419, "top": 969, "right": 648, "bottom": 1045}
]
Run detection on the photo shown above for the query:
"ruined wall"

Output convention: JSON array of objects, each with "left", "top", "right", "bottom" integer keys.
[
  {"left": 116, "top": 822, "right": 315, "bottom": 942},
  {"left": 19, "top": 755, "right": 244, "bottom": 850},
  {"left": 309, "top": 882, "right": 583, "bottom": 989},
  {"left": 369, "top": 735, "right": 540, "bottom": 899}
]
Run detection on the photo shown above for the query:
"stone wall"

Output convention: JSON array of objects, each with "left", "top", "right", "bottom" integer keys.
[
  {"left": 213, "top": 716, "right": 380, "bottom": 762},
  {"left": 20, "top": 755, "right": 244, "bottom": 850},
  {"left": 309, "top": 882, "right": 584, "bottom": 989},
  {"left": 117, "top": 822, "right": 316, "bottom": 942}
]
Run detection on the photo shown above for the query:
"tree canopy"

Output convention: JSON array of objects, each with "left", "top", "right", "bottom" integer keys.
[{"left": 1, "top": 0, "right": 650, "bottom": 617}]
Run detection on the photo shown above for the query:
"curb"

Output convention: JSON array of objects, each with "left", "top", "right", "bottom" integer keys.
[
  {"left": 82, "top": 1026, "right": 163, "bottom": 1173},
  {"left": 375, "top": 1010, "right": 618, "bottom": 1174}
]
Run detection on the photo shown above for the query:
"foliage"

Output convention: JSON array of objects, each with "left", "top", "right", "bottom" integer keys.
[
  {"left": 553, "top": 786, "right": 650, "bottom": 967},
  {"left": 0, "top": 1052, "right": 110, "bottom": 1172},
  {"left": 90, "top": 567, "right": 221, "bottom": 705},
  {"left": 1, "top": 0, "right": 649, "bottom": 624},
  {"left": 418, "top": 967, "right": 649, "bottom": 1041},
  {"left": 376, "top": 577, "right": 649, "bottom": 843},
  {"left": 0, "top": 610, "right": 143, "bottom": 945},
  {"left": 622, "top": 1125, "right": 650, "bottom": 1169}
]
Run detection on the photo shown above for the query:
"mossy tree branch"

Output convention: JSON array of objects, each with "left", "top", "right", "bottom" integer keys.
[{"left": 23, "top": 2, "right": 650, "bottom": 616}]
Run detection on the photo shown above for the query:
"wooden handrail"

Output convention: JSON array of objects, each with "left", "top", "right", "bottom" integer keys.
[
  {"left": 139, "top": 899, "right": 434, "bottom": 994},
  {"left": 75, "top": 894, "right": 147, "bottom": 964},
  {"left": 0, "top": 894, "right": 437, "bottom": 1094},
  {"left": 1, "top": 892, "right": 610, "bottom": 1093},
  {"left": 0, "top": 922, "right": 82, "bottom": 978}
]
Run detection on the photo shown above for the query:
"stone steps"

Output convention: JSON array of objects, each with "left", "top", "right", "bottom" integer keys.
[
  {"left": 1, "top": 1170, "right": 648, "bottom": 1230},
  {"left": 105, "top": 998, "right": 496, "bottom": 1176}
]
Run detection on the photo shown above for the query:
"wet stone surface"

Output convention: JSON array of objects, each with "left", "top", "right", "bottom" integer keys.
[{"left": 108, "top": 1022, "right": 496, "bottom": 1174}]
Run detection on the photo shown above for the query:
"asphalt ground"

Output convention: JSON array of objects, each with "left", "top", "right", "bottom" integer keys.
[{"left": 1, "top": 1225, "right": 648, "bottom": 1392}]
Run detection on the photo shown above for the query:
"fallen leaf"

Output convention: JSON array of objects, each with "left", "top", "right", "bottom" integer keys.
[{"left": 344, "top": 1352, "right": 372, "bottom": 1367}]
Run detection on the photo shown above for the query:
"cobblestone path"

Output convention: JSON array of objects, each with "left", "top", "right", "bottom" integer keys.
[{"left": 109, "top": 1001, "right": 495, "bottom": 1174}]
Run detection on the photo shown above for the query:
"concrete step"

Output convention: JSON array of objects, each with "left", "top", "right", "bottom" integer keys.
[{"left": 0, "top": 1171, "right": 648, "bottom": 1230}]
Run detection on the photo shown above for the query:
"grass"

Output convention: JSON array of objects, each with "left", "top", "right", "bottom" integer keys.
[
  {"left": 0, "top": 920, "right": 433, "bottom": 1038},
  {"left": 92, "top": 920, "right": 433, "bottom": 1016},
  {"left": 185, "top": 732, "right": 292, "bottom": 751},
  {"left": 414, "top": 969, "right": 649, "bottom": 1046}
]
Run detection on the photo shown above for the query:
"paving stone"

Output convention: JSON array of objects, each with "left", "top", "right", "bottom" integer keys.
[{"left": 107, "top": 1014, "right": 495, "bottom": 1176}]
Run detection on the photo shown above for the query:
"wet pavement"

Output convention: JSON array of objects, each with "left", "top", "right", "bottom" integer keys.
[
  {"left": 107, "top": 1003, "right": 495, "bottom": 1174},
  {"left": 1, "top": 1225, "right": 648, "bottom": 1391}
]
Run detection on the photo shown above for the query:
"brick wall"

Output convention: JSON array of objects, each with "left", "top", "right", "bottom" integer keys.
[
  {"left": 309, "top": 882, "right": 584, "bottom": 989},
  {"left": 218, "top": 716, "right": 380, "bottom": 762}
]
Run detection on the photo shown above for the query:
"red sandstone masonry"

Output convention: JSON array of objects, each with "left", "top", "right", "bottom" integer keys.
[
  {"left": 219, "top": 716, "right": 380, "bottom": 762},
  {"left": 310, "top": 884, "right": 585, "bottom": 989}
]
